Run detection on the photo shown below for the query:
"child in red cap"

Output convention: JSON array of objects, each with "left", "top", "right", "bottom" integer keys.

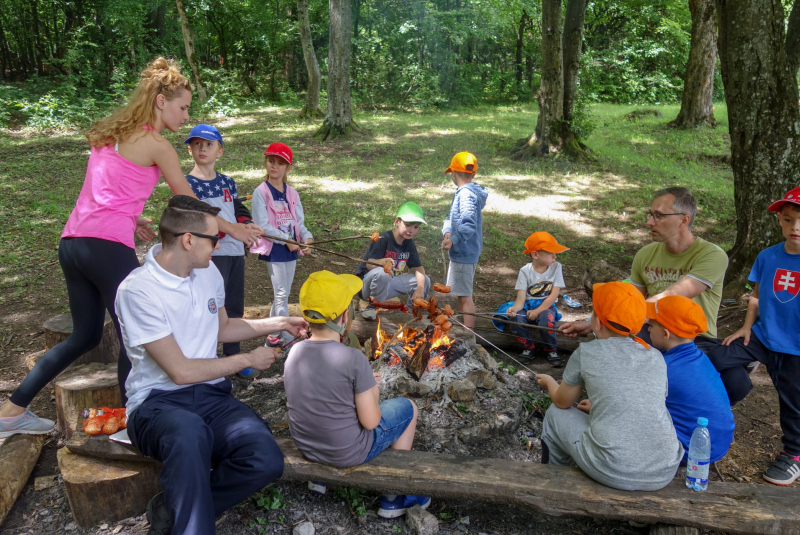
[
  {"left": 249, "top": 142, "right": 314, "bottom": 347},
  {"left": 706, "top": 186, "right": 800, "bottom": 485},
  {"left": 504, "top": 232, "right": 569, "bottom": 367},
  {"left": 536, "top": 282, "right": 684, "bottom": 491}
]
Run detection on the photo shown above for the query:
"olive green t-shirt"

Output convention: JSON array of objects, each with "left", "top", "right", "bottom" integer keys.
[{"left": 630, "top": 238, "right": 728, "bottom": 338}]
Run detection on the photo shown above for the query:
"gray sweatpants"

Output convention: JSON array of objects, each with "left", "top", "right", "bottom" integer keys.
[
  {"left": 265, "top": 260, "right": 296, "bottom": 342},
  {"left": 361, "top": 267, "right": 431, "bottom": 303}
]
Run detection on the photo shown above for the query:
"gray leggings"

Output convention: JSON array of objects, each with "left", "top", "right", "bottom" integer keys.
[
  {"left": 360, "top": 267, "right": 431, "bottom": 303},
  {"left": 265, "top": 260, "right": 296, "bottom": 342}
]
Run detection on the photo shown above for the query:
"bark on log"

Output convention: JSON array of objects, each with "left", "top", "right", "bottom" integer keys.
[
  {"left": 44, "top": 312, "right": 119, "bottom": 368},
  {"left": 669, "top": 0, "right": 717, "bottom": 128},
  {"left": 0, "top": 434, "right": 45, "bottom": 525},
  {"left": 57, "top": 448, "right": 160, "bottom": 527},
  {"left": 54, "top": 363, "right": 122, "bottom": 440},
  {"left": 277, "top": 437, "right": 800, "bottom": 534},
  {"left": 65, "top": 432, "right": 156, "bottom": 463},
  {"left": 297, "top": 0, "right": 323, "bottom": 118},
  {"left": 650, "top": 525, "right": 700, "bottom": 535}
]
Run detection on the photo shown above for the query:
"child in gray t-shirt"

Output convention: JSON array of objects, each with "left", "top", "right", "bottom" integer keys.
[{"left": 536, "top": 282, "right": 684, "bottom": 491}]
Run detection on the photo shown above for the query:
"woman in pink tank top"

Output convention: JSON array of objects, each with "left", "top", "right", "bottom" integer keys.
[{"left": 0, "top": 58, "right": 262, "bottom": 436}]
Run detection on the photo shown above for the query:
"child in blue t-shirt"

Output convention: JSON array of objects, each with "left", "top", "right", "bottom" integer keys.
[
  {"left": 645, "top": 295, "right": 734, "bottom": 464},
  {"left": 708, "top": 186, "right": 800, "bottom": 485}
]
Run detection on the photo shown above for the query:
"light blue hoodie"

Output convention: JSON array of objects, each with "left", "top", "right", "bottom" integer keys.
[{"left": 442, "top": 182, "right": 489, "bottom": 264}]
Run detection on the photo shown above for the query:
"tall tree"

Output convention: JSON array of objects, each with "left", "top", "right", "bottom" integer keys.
[
  {"left": 314, "top": 0, "right": 362, "bottom": 140},
  {"left": 715, "top": 0, "right": 800, "bottom": 290},
  {"left": 175, "top": 0, "right": 206, "bottom": 102},
  {"left": 669, "top": 0, "right": 717, "bottom": 128},
  {"left": 560, "top": 0, "right": 587, "bottom": 151},
  {"left": 297, "top": 0, "right": 323, "bottom": 118}
]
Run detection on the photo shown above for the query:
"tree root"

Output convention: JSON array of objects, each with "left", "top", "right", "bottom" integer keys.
[
  {"left": 298, "top": 106, "right": 325, "bottom": 119},
  {"left": 312, "top": 119, "right": 366, "bottom": 142},
  {"left": 667, "top": 115, "right": 718, "bottom": 129}
]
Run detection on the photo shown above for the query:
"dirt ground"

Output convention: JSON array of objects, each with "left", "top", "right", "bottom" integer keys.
[{"left": 0, "top": 240, "right": 786, "bottom": 535}]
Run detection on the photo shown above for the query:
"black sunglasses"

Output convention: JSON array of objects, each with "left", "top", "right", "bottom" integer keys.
[{"left": 173, "top": 231, "right": 220, "bottom": 247}]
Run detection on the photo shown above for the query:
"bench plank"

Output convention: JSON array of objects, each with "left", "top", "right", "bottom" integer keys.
[{"left": 276, "top": 438, "right": 800, "bottom": 535}]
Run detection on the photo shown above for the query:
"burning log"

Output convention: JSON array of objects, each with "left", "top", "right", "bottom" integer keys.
[
  {"left": 407, "top": 338, "right": 432, "bottom": 381},
  {"left": 443, "top": 339, "right": 469, "bottom": 367}
]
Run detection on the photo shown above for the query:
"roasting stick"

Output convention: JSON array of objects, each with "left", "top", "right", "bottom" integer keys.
[
  {"left": 303, "top": 234, "right": 377, "bottom": 246},
  {"left": 454, "top": 311, "right": 589, "bottom": 338}
]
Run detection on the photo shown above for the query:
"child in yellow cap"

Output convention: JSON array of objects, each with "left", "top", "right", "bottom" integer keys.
[
  {"left": 536, "top": 282, "right": 684, "bottom": 490},
  {"left": 505, "top": 232, "right": 569, "bottom": 367},
  {"left": 441, "top": 152, "right": 488, "bottom": 329},
  {"left": 282, "top": 271, "right": 430, "bottom": 518},
  {"left": 645, "top": 295, "right": 734, "bottom": 465}
]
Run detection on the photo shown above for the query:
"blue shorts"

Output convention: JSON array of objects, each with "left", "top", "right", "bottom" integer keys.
[{"left": 364, "top": 398, "right": 415, "bottom": 462}]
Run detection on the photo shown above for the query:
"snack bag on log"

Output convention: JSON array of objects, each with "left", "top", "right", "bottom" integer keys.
[{"left": 81, "top": 407, "right": 127, "bottom": 435}]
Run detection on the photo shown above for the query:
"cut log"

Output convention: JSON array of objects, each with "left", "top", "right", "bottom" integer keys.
[
  {"left": 54, "top": 363, "right": 121, "bottom": 440},
  {"left": 277, "top": 437, "right": 800, "bottom": 535},
  {"left": 650, "top": 525, "right": 700, "bottom": 535},
  {"left": 65, "top": 432, "right": 156, "bottom": 464},
  {"left": 57, "top": 448, "right": 160, "bottom": 527},
  {"left": 44, "top": 312, "right": 119, "bottom": 368},
  {"left": 0, "top": 434, "right": 45, "bottom": 525}
]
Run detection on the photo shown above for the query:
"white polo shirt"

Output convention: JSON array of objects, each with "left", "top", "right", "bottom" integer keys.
[{"left": 116, "top": 243, "right": 226, "bottom": 414}]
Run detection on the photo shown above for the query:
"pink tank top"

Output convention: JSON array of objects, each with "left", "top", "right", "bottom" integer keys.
[{"left": 61, "top": 127, "right": 162, "bottom": 249}]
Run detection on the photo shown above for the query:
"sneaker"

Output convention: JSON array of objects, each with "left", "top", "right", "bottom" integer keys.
[
  {"left": 308, "top": 481, "right": 327, "bottom": 495},
  {"left": 562, "top": 295, "right": 582, "bottom": 308},
  {"left": 146, "top": 491, "right": 171, "bottom": 535},
  {"left": 546, "top": 351, "right": 563, "bottom": 368},
  {"left": 519, "top": 348, "right": 534, "bottom": 361},
  {"left": 746, "top": 361, "right": 761, "bottom": 374},
  {"left": 763, "top": 452, "right": 800, "bottom": 485},
  {"left": 376, "top": 494, "right": 431, "bottom": 519},
  {"left": 265, "top": 335, "right": 282, "bottom": 348},
  {"left": 362, "top": 305, "right": 377, "bottom": 320},
  {"left": 238, "top": 368, "right": 261, "bottom": 379},
  {"left": 0, "top": 409, "right": 55, "bottom": 438}
]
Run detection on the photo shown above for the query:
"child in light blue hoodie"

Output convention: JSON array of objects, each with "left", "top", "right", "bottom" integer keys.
[{"left": 441, "top": 152, "right": 489, "bottom": 329}]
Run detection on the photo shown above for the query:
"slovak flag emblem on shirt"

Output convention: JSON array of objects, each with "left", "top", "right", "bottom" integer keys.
[{"left": 773, "top": 269, "right": 800, "bottom": 303}]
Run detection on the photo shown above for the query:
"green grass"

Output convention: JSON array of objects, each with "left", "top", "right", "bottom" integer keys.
[{"left": 0, "top": 102, "right": 735, "bottom": 314}]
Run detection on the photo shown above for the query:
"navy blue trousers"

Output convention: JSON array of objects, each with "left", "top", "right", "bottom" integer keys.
[
  {"left": 211, "top": 256, "right": 245, "bottom": 356},
  {"left": 510, "top": 306, "right": 557, "bottom": 351},
  {"left": 128, "top": 380, "right": 284, "bottom": 535}
]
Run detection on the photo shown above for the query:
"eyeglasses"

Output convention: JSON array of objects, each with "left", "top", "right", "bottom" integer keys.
[
  {"left": 645, "top": 211, "right": 686, "bottom": 222},
  {"left": 173, "top": 231, "right": 219, "bottom": 247}
]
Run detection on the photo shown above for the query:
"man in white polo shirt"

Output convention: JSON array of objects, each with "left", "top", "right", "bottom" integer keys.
[{"left": 116, "top": 196, "right": 308, "bottom": 535}]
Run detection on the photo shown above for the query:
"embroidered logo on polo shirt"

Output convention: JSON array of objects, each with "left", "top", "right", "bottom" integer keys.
[{"left": 208, "top": 298, "right": 218, "bottom": 314}]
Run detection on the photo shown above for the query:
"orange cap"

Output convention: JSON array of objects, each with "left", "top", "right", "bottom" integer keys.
[
  {"left": 645, "top": 295, "right": 707, "bottom": 339},
  {"left": 523, "top": 232, "right": 569, "bottom": 255},
  {"left": 592, "top": 282, "right": 649, "bottom": 348},
  {"left": 445, "top": 152, "right": 478, "bottom": 174}
]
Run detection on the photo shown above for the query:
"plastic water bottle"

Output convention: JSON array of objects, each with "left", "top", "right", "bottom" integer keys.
[{"left": 686, "top": 417, "right": 711, "bottom": 491}]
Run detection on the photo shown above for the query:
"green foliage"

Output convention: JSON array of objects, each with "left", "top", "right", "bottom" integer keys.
[
  {"left": 333, "top": 487, "right": 368, "bottom": 517},
  {"left": 252, "top": 485, "right": 286, "bottom": 510}
]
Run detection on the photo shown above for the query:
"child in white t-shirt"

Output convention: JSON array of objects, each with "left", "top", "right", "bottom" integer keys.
[{"left": 506, "top": 232, "right": 568, "bottom": 367}]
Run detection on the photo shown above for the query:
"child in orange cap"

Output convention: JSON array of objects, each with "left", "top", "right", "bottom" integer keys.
[
  {"left": 505, "top": 232, "right": 568, "bottom": 367},
  {"left": 536, "top": 282, "right": 684, "bottom": 491},
  {"left": 441, "top": 152, "right": 488, "bottom": 329},
  {"left": 646, "top": 296, "right": 734, "bottom": 465}
]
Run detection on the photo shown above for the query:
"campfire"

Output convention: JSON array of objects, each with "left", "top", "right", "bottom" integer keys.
[{"left": 373, "top": 317, "right": 469, "bottom": 380}]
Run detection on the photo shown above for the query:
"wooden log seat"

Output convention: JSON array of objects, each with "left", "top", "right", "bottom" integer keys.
[
  {"left": 0, "top": 434, "right": 46, "bottom": 525},
  {"left": 44, "top": 312, "right": 119, "bottom": 368},
  {"left": 54, "top": 363, "right": 122, "bottom": 440}
]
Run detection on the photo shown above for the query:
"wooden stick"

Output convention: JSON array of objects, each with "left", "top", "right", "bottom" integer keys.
[
  {"left": 260, "top": 233, "right": 394, "bottom": 272},
  {"left": 303, "top": 235, "right": 373, "bottom": 245},
  {"left": 455, "top": 312, "right": 588, "bottom": 338}
]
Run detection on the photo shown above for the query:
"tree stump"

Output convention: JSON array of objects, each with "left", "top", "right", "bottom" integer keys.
[
  {"left": 57, "top": 448, "right": 160, "bottom": 527},
  {"left": 0, "top": 434, "right": 45, "bottom": 525},
  {"left": 44, "top": 312, "right": 119, "bottom": 368},
  {"left": 54, "top": 363, "right": 121, "bottom": 440}
]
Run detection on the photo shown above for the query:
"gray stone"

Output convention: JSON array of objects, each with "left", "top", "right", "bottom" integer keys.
[
  {"left": 465, "top": 369, "right": 496, "bottom": 390},
  {"left": 447, "top": 378, "right": 476, "bottom": 402},
  {"left": 293, "top": 521, "right": 315, "bottom": 535},
  {"left": 474, "top": 346, "right": 498, "bottom": 372},
  {"left": 397, "top": 377, "right": 432, "bottom": 398},
  {"left": 406, "top": 505, "right": 439, "bottom": 535}
]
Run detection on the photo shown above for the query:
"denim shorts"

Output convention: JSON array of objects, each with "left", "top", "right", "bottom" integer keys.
[{"left": 364, "top": 398, "right": 415, "bottom": 462}]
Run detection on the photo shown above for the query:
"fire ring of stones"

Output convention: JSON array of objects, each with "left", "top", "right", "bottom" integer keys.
[{"left": 368, "top": 321, "right": 528, "bottom": 454}]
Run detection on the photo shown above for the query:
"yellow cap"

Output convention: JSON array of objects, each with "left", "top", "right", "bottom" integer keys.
[{"left": 299, "top": 271, "right": 362, "bottom": 323}]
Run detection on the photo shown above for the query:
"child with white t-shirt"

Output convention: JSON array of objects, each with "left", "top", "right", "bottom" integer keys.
[{"left": 506, "top": 232, "right": 568, "bottom": 367}]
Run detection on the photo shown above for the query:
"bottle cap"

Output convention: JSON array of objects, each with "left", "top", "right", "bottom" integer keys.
[{"left": 697, "top": 417, "right": 708, "bottom": 426}]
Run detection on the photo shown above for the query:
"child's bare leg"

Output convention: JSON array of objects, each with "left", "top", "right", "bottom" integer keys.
[
  {"left": 457, "top": 296, "right": 475, "bottom": 329},
  {"left": 390, "top": 402, "right": 418, "bottom": 451}
]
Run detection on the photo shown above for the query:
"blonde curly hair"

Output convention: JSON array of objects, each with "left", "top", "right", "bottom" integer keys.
[{"left": 86, "top": 57, "right": 193, "bottom": 147}]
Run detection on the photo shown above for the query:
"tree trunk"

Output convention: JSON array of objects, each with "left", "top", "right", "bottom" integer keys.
[
  {"left": 175, "top": 0, "right": 207, "bottom": 102},
  {"left": 297, "top": 0, "right": 323, "bottom": 118},
  {"left": 313, "top": 0, "right": 362, "bottom": 141},
  {"left": 515, "top": 11, "right": 529, "bottom": 90},
  {"left": 715, "top": 0, "right": 800, "bottom": 292},
  {"left": 561, "top": 0, "right": 588, "bottom": 155},
  {"left": 669, "top": 0, "right": 718, "bottom": 128}
]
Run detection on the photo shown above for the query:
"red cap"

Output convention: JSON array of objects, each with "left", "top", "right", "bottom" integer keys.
[
  {"left": 768, "top": 187, "right": 800, "bottom": 212},
  {"left": 264, "top": 142, "right": 293, "bottom": 165}
]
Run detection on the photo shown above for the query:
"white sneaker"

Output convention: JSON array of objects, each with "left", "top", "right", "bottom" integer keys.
[{"left": 0, "top": 410, "right": 55, "bottom": 438}]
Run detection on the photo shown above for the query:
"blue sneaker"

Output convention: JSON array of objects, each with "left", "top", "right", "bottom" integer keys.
[
  {"left": 377, "top": 494, "right": 431, "bottom": 519},
  {"left": 308, "top": 481, "right": 327, "bottom": 495},
  {"left": 562, "top": 295, "right": 582, "bottom": 308},
  {"left": 238, "top": 367, "right": 261, "bottom": 379}
]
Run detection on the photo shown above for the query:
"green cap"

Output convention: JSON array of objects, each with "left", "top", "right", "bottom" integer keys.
[{"left": 396, "top": 202, "right": 427, "bottom": 225}]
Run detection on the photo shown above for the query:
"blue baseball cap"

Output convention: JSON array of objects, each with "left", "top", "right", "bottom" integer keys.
[{"left": 183, "top": 124, "right": 224, "bottom": 147}]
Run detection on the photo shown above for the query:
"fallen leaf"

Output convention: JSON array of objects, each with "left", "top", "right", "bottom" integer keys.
[{"left": 331, "top": 261, "right": 346, "bottom": 267}]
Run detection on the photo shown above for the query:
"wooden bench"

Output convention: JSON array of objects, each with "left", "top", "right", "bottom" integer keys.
[{"left": 64, "top": 434, "right": 800, "bottom": 534}]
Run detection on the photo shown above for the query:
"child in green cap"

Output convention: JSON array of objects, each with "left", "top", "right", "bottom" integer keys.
[{"left": 357, "top": 201, "right": 431, "bottom": 319}]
